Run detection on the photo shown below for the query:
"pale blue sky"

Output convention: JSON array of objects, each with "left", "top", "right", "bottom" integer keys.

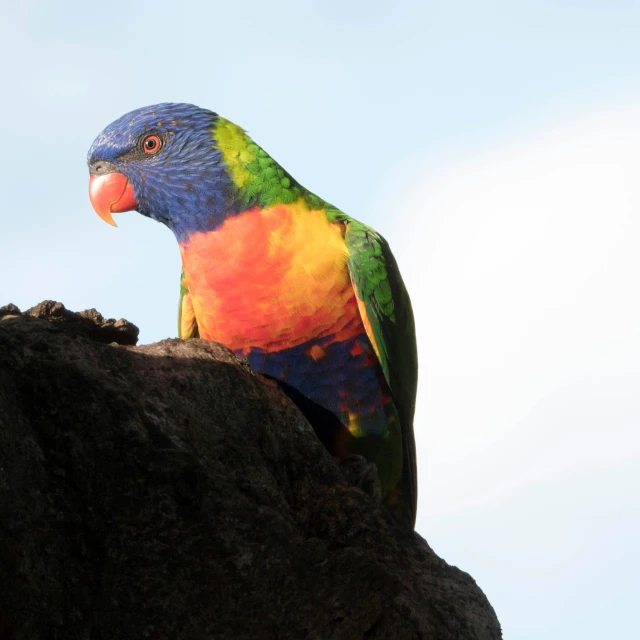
[{"left": 2, "top": 2, "right": 639, "bottom": 638}]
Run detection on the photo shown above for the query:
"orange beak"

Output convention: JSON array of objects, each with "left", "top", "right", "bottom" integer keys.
[{"left": 88, "top": 173, "right": 138, "bottom": 227}]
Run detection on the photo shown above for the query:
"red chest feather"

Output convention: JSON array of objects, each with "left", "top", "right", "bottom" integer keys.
[{"left": 179, "top": 201, "right": 365, "bottom": 352}]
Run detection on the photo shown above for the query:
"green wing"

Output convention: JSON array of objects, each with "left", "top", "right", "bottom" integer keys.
[
  {"left": 344, "top": 220, "right": 418, "bottom": 525},
  {"left": 178, "top": 269, "right": 200, "bottom": 339}
]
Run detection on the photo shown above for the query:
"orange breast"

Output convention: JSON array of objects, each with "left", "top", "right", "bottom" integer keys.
[{"left": 179, "top": 200, "right": 364, "bottom": 353}]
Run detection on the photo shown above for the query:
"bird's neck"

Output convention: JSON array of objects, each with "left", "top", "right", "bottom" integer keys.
[
  {"left": 152, "top": 117, "right": 345, "bottom": 242},
  {"left": 212, "top": 118, "right": 343, "bottom": 222},
  {"left": 214, "top": 118, "right": 311, "bottom": 208}
]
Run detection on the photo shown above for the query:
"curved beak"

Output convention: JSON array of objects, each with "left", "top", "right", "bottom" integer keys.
[{"left": 88, "top": 173, "right": 138, "bottom": 227}]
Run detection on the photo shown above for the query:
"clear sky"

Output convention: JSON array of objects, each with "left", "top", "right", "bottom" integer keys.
[{"left": 2, "top": 1, "right": 639, "bottom": 637}]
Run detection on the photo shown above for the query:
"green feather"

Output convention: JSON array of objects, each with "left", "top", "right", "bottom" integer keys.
[
  {"left": 344, "top": 220, "right": 418, "bottom": 526},
  {"left": 178, "top": 268, "right": 199, "bottom": 340}
]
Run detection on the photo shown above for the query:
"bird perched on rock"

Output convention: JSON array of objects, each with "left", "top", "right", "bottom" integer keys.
[{"left": 87, "top": 103, "right": 418, "bottom": 527}]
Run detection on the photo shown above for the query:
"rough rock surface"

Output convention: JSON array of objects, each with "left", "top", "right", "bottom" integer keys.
[{"left": 0, "top": 301, "right": 501, "bottom": 639}]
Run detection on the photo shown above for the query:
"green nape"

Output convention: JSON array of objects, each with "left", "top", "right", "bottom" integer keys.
[{"left": 212, "top": 117, "right": 345, "bottom": 222}]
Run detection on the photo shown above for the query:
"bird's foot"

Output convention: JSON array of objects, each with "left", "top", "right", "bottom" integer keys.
[{"left": 340, "top": 454, "right": 381, "bottom": 501}]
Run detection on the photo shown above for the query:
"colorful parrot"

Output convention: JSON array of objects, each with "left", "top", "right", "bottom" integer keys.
[{"left": 87, "top": 103, "right": 418, "bottom": 527}]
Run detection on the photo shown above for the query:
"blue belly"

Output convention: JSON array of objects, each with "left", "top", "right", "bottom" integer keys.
[{"left": 238, "top": 332, "right": 391, "bottom": 438}]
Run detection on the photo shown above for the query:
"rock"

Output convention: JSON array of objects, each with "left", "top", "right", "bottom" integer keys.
[
  {"left": 0, "top": 302, "right": 501, "bottom": 639},
  {"left": 0, "top": 303, "right": 21, "bottom": 319},
  {"left": 24, "top": 300, "right": 139, "bottom": 345}
]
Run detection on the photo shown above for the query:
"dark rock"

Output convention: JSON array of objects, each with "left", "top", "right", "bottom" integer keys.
[
  {"left": 0, "top": 303, "right": 21, "bottom": 318},
  {"left": 0, "top": 302, "right": 501, "bottom": 639},
  {"left": 25, "top": 300, "right": 139, "bottom": 345}
]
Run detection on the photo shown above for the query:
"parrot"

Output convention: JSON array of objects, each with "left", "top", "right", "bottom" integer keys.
[{"left": 87, "top": 103, "right": 418, "bottom": 528}]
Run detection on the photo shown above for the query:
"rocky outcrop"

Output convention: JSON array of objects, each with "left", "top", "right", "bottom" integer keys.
[{"left": 0, "top": 302, "right": 501, "bottom": 639}]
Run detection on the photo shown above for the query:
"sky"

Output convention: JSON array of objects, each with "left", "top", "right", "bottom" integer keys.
[{"left": 1, "top": 1, "right": 639, "bottom": 637}]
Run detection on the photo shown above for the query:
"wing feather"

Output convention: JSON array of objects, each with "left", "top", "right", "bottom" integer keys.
[
  {"left": 344, "top": 220, "right": 418, "bottom": 525},
  {"left": 178, "top": 268, "right": 200, "bottom": 339}
]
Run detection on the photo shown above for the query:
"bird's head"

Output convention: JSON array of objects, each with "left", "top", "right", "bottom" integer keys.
[{"left": 87, "top": 103, "right": 235, "bottom": 239}]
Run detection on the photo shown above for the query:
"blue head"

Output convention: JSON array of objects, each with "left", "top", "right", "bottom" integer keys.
[{"left": 87, "top": 103, "right": 234, "bottom": 241}]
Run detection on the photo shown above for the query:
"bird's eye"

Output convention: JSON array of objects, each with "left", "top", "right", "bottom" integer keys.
[{"left": 142, "top": 134, "right": 162, "bottom": 154}]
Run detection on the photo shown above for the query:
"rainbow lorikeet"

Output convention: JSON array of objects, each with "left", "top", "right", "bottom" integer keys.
[{"left": 87, "top": 103, "right": 418, "bottom": 527}]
